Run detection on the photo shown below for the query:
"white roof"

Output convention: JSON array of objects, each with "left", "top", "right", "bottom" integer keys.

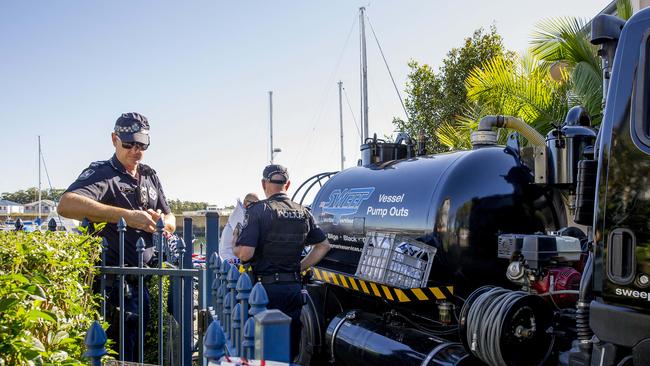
[{"left": 0, "top": 199, "right": 22, "bottom": 206}]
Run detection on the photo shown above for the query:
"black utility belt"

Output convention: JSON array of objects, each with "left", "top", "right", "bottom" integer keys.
[{"left": 256, "top": 272, "right": 300, "bottom": 284}]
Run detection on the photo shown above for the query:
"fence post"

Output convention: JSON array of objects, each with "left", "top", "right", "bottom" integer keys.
[
  {"left": 117, "top": 217, "right": 126, "bottom": 361},
  {"left": 47, "top": 217, "right": 57, "bottom": 231},
  {"left": 136, "top": 237, "right": 145, "bottom": 364},
  {"left": 182, "top": 217, "right": 193, "bottom": 366},
  {"left": 14, "top": 218, "right": 23, "bottom": 231},
  {"left": 254, "top": 309, "right": 292, "bottom": 363},
  {"left": 243, "top": 283, "right": 269, "bottom": 360},
  {"left": 223, "top": 286, "right": 233, "bottom": 343},
  {"left": 209, "top": 253, "right": 220, "bottom": 318},
  {"left": 155, "top": 218, "right": 165, "bottom": 366},
  {"left": 226, "top": 264, "right": 240, "bottom": 345},
  {"left": 236, "top": 273, "right": 252, "bottom": 349},
  {"left": 209, "top": 253, "right": 220, "bottom": 308},
  {"left": 231, "top": 303, "right": 242, "bottom": 356},
  {"left": 216, "top": 281, "right": 225, "bottom": 324},
  {"left": 204, "top": 319, "right": 226, "bottom": 363},
  {"left": 80, "top": 217, "right": 90, "bottom": 231},
  {"left": 242, "top": 318, "right": 255, "bottom": 360},
  {"left": 219, "top": 259, "right": 229, "bottom": 320},
  {"left": 100, "top": 237, "right": 108, "bottom": 322},
  {"left": 205, "top": 211, "right": 220, "bottom": 309},
  {"left": 84, "top": 321, "right": 107, "bottom": 366}
]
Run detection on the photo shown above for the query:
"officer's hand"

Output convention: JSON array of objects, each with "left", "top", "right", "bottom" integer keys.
[
  {"left": 127, "top": 210, "right": 157, "bottom": 233},
  {"left": 147, "top": 209, "right": 164, "bottom": 224}
]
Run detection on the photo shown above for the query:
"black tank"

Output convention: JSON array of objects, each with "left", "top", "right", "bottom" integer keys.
[{"left": 310, "top": 146, "right": 564, "bottom": 291}]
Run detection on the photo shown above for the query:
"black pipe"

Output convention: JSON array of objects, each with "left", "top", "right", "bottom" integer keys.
[
  {"left": 325, "top": 311, "right": 471, "bottom": 366},
  {"left": 417, "top": 131, "right": 428, "bottom": 156},
  {"left": 576, "top": 252, "right": 594, "bottom": 358}
]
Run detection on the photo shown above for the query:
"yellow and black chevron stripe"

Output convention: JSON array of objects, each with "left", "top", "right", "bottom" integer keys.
[{"left": 311, "top": 267, "right": 454, "bottom": 303}]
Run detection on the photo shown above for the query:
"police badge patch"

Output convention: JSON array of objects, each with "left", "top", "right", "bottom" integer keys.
[
  {"left": 139, "top": 186, "right": 148, "bottom": 206},
  {"left": 242, "top": 213, "right": 249, "bottom": 229},
  {"left": 77, "top": 169, "right": 95, "bottom": 181},
  {"left": 148, "top": 187, "right": 157, "bottom": 202}
]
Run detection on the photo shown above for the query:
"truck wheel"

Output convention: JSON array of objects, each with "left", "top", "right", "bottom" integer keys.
[{"left": 296, "top": 295, "right": 322, "bottom": 365}]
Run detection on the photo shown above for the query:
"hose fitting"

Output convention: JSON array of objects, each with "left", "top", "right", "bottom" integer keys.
[{"left": 471, "top": 115, "right": 546, "bottom": 148}]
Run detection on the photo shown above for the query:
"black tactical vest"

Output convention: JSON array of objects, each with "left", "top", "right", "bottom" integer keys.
[{"left": 251, "top": 195, "right": 310, "bottom": 275}]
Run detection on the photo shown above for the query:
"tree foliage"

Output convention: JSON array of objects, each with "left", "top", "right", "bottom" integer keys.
[
  {"left": 529, "top": 17, "right": 602, "bottom": 123},
  {"left": 1, "top": 188, "right": 65, "bottom": 204},
  {"left": 394, "top": 26, "right": 511, "bottom": 152},
  {"left": 168, "top": 199, "right": 208, "bottom": 214},
  {"left": 437, "top": 53, "right": 571, "bottom": 149},
  {"left": 528, "top": 0, "right": 632, "bottom": 127}
]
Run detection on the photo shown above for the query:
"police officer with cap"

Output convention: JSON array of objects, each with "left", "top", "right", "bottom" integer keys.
[
  {"left": 58, "top": 112, "right": 175, "bottom": 361},
  {"left": 234, "top": 164, "right": 331, "bottom": 359}
]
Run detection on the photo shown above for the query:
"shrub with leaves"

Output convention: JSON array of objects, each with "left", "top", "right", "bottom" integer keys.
[{"left": 0, "top": 231, "right": 103, "bottom": 365}]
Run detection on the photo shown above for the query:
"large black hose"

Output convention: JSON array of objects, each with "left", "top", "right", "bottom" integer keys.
[
  {"left": 466, "top": 288, "right": 526, "bottom": 366},
  {"left": 464, "top": 287, "right": 553, "bottom": 366},
  {"left": 576, "top": 252, "right": 594, "bottom": 352}
]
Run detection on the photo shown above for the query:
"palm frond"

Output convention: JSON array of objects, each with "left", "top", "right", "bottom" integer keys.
[
  {"left": 571, "top": 61, "right": 603, "bottom": 123},
  {"left": 530, "top": 17, "right": 600, "bottom": 74},
  {"left": 617, "top": 0, "right": 633, "bottom": 20},
  {"left": 461, "top": 52, "right": 570, "bottom": 144}
]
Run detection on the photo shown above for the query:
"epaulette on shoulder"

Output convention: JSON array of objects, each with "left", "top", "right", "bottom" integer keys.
[
  {"left": 139, "top": 164, "right": 157, "bottom": 176},
  {"left": 88, "top": 160, "right": 108, "bottom": 169}
]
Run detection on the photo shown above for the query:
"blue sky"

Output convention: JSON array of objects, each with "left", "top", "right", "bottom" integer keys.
[{"left": 1, "top": 0, "right": 608, "bottom": 206}]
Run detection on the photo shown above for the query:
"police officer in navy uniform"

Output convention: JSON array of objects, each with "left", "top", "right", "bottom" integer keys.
[
  {"left": 58, "top": 112, "right": 176, "bottom": 361},
  {"left": 234, "top": 164, "right": 331, "bottom": 359}
]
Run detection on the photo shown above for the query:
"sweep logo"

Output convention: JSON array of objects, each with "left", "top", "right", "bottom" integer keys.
[
  {"left": 320, "top": 187, "right": 375, "bottom": 225},
  {"left": 615, "top": 287, "right": 650, "bottom": 301}
]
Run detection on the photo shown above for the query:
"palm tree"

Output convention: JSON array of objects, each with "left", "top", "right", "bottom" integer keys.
[
  {"left": 436, "top": 53, "right": 570, "bottom": 150},
  {"left": 529, "top": 17, "right": 602, "bottom": 123},
  {"left": 435, "top": 0, "right": 633, "bottom": 151},
  {"left": 529, "top": 0, "right": 633, "bottom": 125}
]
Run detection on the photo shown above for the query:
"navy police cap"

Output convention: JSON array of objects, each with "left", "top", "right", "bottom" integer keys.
[
  {"left": 114, "top": 112, "right": 150, "bottom": 145},
  {"left": 263, "top": 164, "right": 289, "bottom": 184}
]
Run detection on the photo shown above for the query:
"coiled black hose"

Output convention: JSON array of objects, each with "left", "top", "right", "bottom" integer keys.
[
  {"left": 577, "top": 252, "right": 594, "bottom": 348},
  {"left": 465, "top": 287, "right": 528, "bottom": 366}
]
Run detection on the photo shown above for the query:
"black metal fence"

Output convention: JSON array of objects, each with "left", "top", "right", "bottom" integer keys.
[
  {"left": 94, "top": 217, "right": 204, "bottom": 365},
  {"left": 75, "top": 212, "right": 293, "bottom": 365}
]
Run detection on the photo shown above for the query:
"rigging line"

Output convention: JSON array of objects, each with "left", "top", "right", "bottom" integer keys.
[
  {"left": 366, "top": 14, "right": 410, "bottom": 122},
  {"left": 40, "top": 144, "right": 64, "bottom": 224},
  {"left": 39, "top": 149, "right": 54, "bottom": 192},
  {"left": 292, "top": 13, "right": 358, "bottom": 170},
  {"left": 342, "top": 87, "right": 362, "bottom": 140}
]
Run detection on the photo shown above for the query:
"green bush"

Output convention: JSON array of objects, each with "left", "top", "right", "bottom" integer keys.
[{"left": 0, "top": 231, "right": 104, "bottom": 365}]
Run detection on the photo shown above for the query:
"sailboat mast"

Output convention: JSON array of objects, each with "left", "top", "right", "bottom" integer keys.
[
  {"left": 359, "top": 7, "right": 369, "bottom": 142},
  {"left": 269, "top": 91, "right": 274, "bottom": 164},
  {"left": 38, "top": 135, "right": 42, "bottom": 220},
  {"left": 338, "top": 81, "right": 345, "bottom": 170}
]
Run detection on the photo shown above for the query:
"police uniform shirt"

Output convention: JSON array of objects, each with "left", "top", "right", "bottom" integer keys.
[
  {"left": 65, "top": 154, "right": 171, "bottom": 266},
  {"left": 236, "top": 193, "right": 326, "bottom": 273}
]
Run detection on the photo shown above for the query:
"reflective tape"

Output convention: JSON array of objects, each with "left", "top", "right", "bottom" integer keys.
[{"left": 311, "top": 268, "right": 454, "bottom": 302}]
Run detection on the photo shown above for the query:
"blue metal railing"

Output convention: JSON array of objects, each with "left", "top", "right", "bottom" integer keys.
[
  {"left": 85, "top": 260, "right": 293, "bottom": 365},
  {"left": 80, "top": 213, "right": 293, "bottom": 365},
  {"left": 84, "top": 214, "right": 215, "bottom": 365}
]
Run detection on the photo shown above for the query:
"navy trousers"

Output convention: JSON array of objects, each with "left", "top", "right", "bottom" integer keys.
[
  {"left": 106, "top": 281, "right": 151, "bottom": 362},
  {"left": 263, "top": 282, "right": 303, "bottom": 359}
]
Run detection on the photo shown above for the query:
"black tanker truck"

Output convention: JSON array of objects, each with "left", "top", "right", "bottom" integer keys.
[{"left": 291, "top": 8, "right": 650, "bottom": 366}]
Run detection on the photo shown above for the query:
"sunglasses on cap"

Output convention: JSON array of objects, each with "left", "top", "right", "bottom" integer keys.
[{"left": 121, "top": 141, "right": 149, "bottom": 151}]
